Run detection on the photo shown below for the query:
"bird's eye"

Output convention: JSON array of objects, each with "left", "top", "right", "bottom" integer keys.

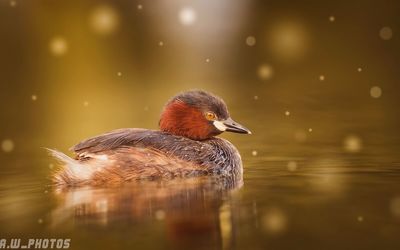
[{"left": 205, "top": 112, "right": 217, "bottom": 121}]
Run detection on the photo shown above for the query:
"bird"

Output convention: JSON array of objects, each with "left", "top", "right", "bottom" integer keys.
[{"left": 49, "top": 90, "right": 251, "bottom": 186}]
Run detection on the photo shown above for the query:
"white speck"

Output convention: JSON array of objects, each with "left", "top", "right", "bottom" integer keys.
[
  {"left": 344, "top": 135, "right": 362, "bottom": 153},
  {"left": 319, "top": 75, "right": 325, "bottom": 81},
  {"left": 155, "top": 210, "right": 166, "bottom": 220},
  {"left": 257, "top": 64, "right": 274, "bottom": 80},
  {"left": 357, "top": 67, "right": 362, "bottom": 72},
  {"left": 38, "top": 218, "right": 43, "bottom": 224},
  {"left": 158, "top": 41, "right": 164, "bottom": 46},
  {"left": 251, "top": 150, "right": 258, "bottom": 156},
  {"left": 31, "top": 95, "right": 37, "bottom": 101},
  {"left": 370, "top": 86, "right": 382, "bottom": 98},
  {"left": 137, "top": 4, "right": 143, "bottom": 10},
  {"left": 254, "top": 95, "right": 259, "bottom": 100},
  {"left": 357, "top": 216, "right": 364, "bottom": 222},
  {"left": 205, "top": 58, "right": 210, "bottom": 63},
  {"left": 10, "top": 0, "right": 17, "bottom": 7},
  {"left": 246, "top": 36, "right": 256, "bottom": 46},
  {"left": 179, "top": 7, "right": 197, "bottom": 26},
  {"left": 329, "top": 16, "right": 335, "bottom": 22},
  {"left": 49, "top": 37, "right": 68, "bottom": 56},
  {"left": 285, "top": 111, "right": 290, "bottom": 116},
  {"left": 308, "top": 128, "right": 313, "bottom": 132},
  {"left": 117, "top": 71, "right": 122, "bottom": 76},
  {"left": 83, "top": 101, "right": 89, "bottom": 107},
  {"left": 379, "top": 26, "right": 393, "bottom": 40},
  {"left": 287, "top": 161, "right": 297, "bottom": 171},
  {"left": 1, "top": 139, "right": 14, "bottom": 153}
]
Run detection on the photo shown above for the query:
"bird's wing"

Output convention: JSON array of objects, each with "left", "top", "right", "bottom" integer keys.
[
  {"left": 70, "top": 128, "right": 215, "bottom": 166},
  {"left": 71, "top": 128, "right": 152, "bottom": 154}
]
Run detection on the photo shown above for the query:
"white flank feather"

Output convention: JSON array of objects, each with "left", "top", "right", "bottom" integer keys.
[{"left": 46, "top": 148, "right": 94, "bottom": 182}]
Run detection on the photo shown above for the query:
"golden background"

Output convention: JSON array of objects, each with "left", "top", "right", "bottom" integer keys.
[
  {"left": 0, "top": 1, "right": 400, "bottom": 249},
  {"left": 1, "top": 0, "right": 398, "bottom": 154}
]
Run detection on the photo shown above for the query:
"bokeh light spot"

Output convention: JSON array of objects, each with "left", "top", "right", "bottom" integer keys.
[
  {"left": 1, "top": 139, "right": 15, "bottom": 153},
  {"left": 257, "top": 64, "right": 274, "bottom": 80},
  {"left": 294, "top": 129, "right": 307, "bottom": 142},
  {"left": 262, "top": 208, "right": 287, "bottom": 235},
  {"left": 390, "top": 196, "right": 400, "bottom": 218},
  {"left": 49, "top": 37, "right": 68, "bottom": 56},
  {"left": 370, "top": 86, "right": 382, "bottom": 98},
  {"left": 155, "top": 210, "right": 165, "bottom": 220},
  {"left": 252, "top": 150, "right": 258, "bottom": 156},
  {"left": 246, "top": 36, "right": 256, "bottom": 46},
  {"left": 31, "top": 95, "right": 37, "bottom": 101},
  {"left": 379, "top": 27, "right": 393, "bottom": 40},
  {"left": 329, "top": 16, "right": 335, "bottom": 22},
  {"left": 319, "top": 75, "right": 325, "bottom": 81},
  {"left": 179, "top": 7, "right": 197, "bottom": 26},
  {"left": 287, "top": 161, "right": 297, "bottom": 171},
  {"left": 268, "top": 21, "right": 309, "bottom": 62},
  {"left": 89, "top": 5, "right": 119, "bottom": 35},
  {"left": 344, "top": 135, "right": 362, "bottom": 153}
]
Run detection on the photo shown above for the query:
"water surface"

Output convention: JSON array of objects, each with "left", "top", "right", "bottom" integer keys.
[{"left": 1, "top": 126, "right": 400, "bottom": 250}]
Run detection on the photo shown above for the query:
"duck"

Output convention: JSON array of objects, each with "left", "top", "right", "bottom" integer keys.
[{"left": 49, "top": 90, "right": 251, "bottom": 186}]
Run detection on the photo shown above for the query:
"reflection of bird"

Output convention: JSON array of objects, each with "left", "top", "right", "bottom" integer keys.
[
  {"left": 49, "top": 90, "right": 251, "bottom": 186},
  {"left": 51, "top": 176, "right": 240, "bottom": 249}
]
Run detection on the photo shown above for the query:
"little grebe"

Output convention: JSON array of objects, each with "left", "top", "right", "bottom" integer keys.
[{"left": 49, "top": 90, "right": 251, "bottom": 186}]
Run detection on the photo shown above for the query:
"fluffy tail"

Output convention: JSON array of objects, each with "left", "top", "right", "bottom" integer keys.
[{"left": 46, "top": 148, "right": 93, "bottom": 186}]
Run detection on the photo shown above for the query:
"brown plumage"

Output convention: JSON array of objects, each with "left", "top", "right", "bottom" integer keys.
[{"left": 49, "top": 90, "right": 251, "bottom": 186}]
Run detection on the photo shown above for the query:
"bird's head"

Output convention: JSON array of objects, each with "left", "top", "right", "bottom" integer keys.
[{"left": 159, "top": 90, "right": 251, "bottom": 140}]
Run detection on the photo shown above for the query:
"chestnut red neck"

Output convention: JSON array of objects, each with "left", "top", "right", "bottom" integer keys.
[{"left": 159, "top": 100, "right": 220, "bottom": 140}]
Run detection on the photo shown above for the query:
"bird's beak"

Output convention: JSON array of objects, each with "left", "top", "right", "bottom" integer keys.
[{"left": 213, "top": 117, "right": 252, "bottom": 134}]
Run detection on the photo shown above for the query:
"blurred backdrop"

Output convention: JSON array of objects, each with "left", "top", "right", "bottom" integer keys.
[
  {"left": 1, "top": 1, "right": 400, "bottom": 249},
  {"left": 0, "top": 0, "right": 399, "bottom": 154}
]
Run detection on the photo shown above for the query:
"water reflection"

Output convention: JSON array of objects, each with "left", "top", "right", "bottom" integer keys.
[{"left": 51, "top": 176, "right": 242, "bottom": 249}]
